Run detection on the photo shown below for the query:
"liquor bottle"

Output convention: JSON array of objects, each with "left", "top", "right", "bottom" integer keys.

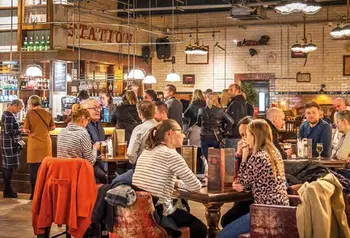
[
  {"left": 45, "top": 36, "right": 50, "bottom": 50},
  {"left": 24, "top": 37, "right": 28, "bottom": 51},
  {"left": 40, "top": 36, "right": 46, "bottom": 51},
  {"left": 28, "top": 37, "right": 34, "bottom": 51},
  {"left": 35, "top": 36, "right": 40, "bottom": 51}
]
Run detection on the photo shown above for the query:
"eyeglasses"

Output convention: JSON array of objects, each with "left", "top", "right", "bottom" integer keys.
[
  {"left": 172, "top": 128, "right": 182, "bottom": 132},
  {"left": 87, "top": 107, "right": 101, "bottom": 112}
]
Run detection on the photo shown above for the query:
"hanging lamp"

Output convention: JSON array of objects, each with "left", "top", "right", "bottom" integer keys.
[
  {"left": 144, "top": 75, "right": 157, "bottom": 84},
  {"left": 24, "top": 64, "right": 43, "bottom": 77}
]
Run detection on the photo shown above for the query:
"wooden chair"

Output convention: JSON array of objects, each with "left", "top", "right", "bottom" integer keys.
[
  {"left": 238, "top": 196, "right": 301, "bottom": 238},
  {"left": 110, "top": 191, "right": 190, "bottom": 238}
]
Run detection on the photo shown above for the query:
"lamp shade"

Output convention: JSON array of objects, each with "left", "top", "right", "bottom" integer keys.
[
  {"left": 127, "top": 67, "right": 146, "bottom": 80},
  {"left": 143, "top": 75, "right": 157, "bottom": 84},
  {"left": 303, "top": 42, "right": 317, "bottom": 53},
  {"left": 24, "top": 64, "right": 43, "bottom": 77},
  {"left": 342, "top": 24, "right": 350, "bottom": 36},
  {"left": 166, "top": 71, "right": 180, "bottom": 82},
  {"left": 330, "top": 25, "right": 343, "bottom": 38},
  {"left": 302, "top": 1, "right": 321, "bottom": 14},
  {"left": 291, "top": 43, "right": 303, "bottom": 52}
]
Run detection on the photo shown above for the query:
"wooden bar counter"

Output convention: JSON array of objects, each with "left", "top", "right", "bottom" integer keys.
[{"left": 0, "top": 122, "right": 115, "bottom": 193}]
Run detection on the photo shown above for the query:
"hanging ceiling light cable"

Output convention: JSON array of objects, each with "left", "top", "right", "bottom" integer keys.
[{"left": 144, "top": 0, "right": 157, "bottom": 84}]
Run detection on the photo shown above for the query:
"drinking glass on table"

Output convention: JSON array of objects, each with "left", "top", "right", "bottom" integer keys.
[{"left": 316, "top": 143, "right": 323, "bottom": 159}]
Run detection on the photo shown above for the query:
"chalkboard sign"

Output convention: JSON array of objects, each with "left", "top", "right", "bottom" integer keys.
[{"left": 53, "top": 61, "right": 67, "bottom": 92}]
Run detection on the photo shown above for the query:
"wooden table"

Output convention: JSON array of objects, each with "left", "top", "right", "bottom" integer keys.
[
  {"left": 285, "top": 158, "right": 346, "bottom": 169},
  {"left": 175, "top": 187, "right": 252, "bottom": 238},
  {"left": 98, "top": 155, "right": 128, "bottom": 182}
]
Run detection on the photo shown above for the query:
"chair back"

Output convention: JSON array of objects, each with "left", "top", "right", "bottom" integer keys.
[
  {"left": 110, "top": 191, "right": 168, "bottom": 238},
  {"left": 249, "top": 204, "right": 299, "bottom": 238}
]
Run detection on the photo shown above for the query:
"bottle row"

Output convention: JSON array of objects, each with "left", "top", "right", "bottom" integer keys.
[
  {"left": 0, "top": 75, "right": 18, "bottom": 90},
  {"left": 40, "top": 96, "right": 49, "bottom": 108},
  {"left": 25, "top": 0, "right": 47, "bottom": 5},
  {"left": 21, "top": 78, "right": 49, "bottom": 90},
  {"left": 0, "top": 91, "right": 18, "bottom": 102},
  {"left": 23, "top": 36, "right": 50, "bottom": 51}
]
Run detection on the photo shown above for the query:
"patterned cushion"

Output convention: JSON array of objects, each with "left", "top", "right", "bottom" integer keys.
[
  {"left": 344, "top": 194, "right": 350, "bottom": 225},
  {"left": 249, "top": 204, "right": 299, "bottom": 238},
  {"left": 111, "top": 191, "right": 168, "bottom": 238}
]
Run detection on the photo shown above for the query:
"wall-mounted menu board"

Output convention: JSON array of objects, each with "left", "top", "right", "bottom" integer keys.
[{"left": 53, "top": 61, "right": 67, "bottom": 92}]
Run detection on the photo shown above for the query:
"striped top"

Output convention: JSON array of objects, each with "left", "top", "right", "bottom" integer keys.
[
  {"left": 57, "top": 123, "right": 96, "bottom": 165},
  {"left": 132, "top": 144, "right": 201, "bottom": 215}
]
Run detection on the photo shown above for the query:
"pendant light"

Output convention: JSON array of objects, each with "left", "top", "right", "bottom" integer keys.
[
  {"left": 165, "top": 0, "right": 180, "bottom": 82},
  {"left": 290, "top": 16, "right": 317, "bottom": 53},
  {"left": 330, "top": 0, "right": 350, "bottom": 38},
  {"left": 142, "top": 0, "right": 157, "bottom": 84},
  {"left": 126, "top": 0, "right": 146, "bottom": 80},
  {"left": 275, "top": 0, "right": 321, "bottom": 15},
  {"left": 24, "top": 64, "right": 43, "bottom": 77}
]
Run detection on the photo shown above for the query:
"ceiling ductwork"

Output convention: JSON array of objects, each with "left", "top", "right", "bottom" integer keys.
[{"left": 227, "top": 6, "right": 269, "bottom": 20}]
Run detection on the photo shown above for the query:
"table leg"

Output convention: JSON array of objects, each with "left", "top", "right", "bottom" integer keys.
[{"left": 205, "top": 202, "right": 224, "bottom": 238}]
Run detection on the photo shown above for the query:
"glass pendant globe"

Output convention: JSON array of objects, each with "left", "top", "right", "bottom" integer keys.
[
  {"left": 143, "top": 75, "right": 157, "bottom": 84},
  {"left": 127, "top": 67, "right": 146, "bottom": 80},
  {"left": 166, "top": 71, "right": 180, "bottom": 82}
]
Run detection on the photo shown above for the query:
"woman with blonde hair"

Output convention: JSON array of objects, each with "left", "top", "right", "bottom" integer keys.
[
  {"left": 110, "top": 90, "right": 141, "bottom": 143},
  {"left": 220, "top": 89, "right": 230, "bottom": 108},
  {"left": 23, "top": 95, "right": 55, "bottom": 199},
  {"left": 197, "top": 92, "right": 233, "bottom": 163},
  {"left": 218, "top": 119, "right": 289, "bottom": 238},
  {"left": 184, "top": 89, "right": 205, "bottom": 141}
]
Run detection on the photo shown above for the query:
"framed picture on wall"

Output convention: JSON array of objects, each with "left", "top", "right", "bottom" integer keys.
[
  {"left": 183, "top": 74, "right": 195, "bottom": 84},
  {"left": 296, "top": 72, "right": 311, "bottom": 82},
  {"left": 343, "top": 55, "right": 350, "bottom": 76},
  {"left": 186, "top": 46, "right": 209, "bottom": 64}
]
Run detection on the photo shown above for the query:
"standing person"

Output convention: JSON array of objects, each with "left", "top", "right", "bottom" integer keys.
[
  {"left": 1, "top": 99, "right": 24, "bottom": 198},
  {"left": 113, "top": 101, "right": 158, "bottom": 184},
  {"left": 197, "top": 92, "right": 234, "bottom": 161},
  {"left": 110, "top": 90, "right": 141, "bottom": 144},
  {"left": 22, "top": 95, "right": 55, "bottom": 199},
  {"left": 99, "top": 90, "right": 114, "bottom": 123},
  {"left": 218, "top": 120, "right": 289, "bottom": 238},
  {"left": 241, "top": 92, "right": 254, "bottom": 116},
  {"left": 226, "top": 84, "right": 247, "bottom": 149},
  {"left": 154, "top": 101, "right": 168, "bottom": 122},
  {"left": 132, "top": 119, "right": 207, "bottom": 238},
  {"left": 265, "top": 107, "right": 293, "bottom": 160},
  {"left": 57, "top": 104, "right": 100, "bottom": 180},
  {"left": 83, "top": 98, "right": 108, "bottom": 184},
  {"left": 298, "top": 101, "right": 332, "bottom": 157},
  {"left": 203, "top": 89, "right": 213, "bottom": 100},
  {"left": 143, "top": 89, "right": 159, "bottom": 102},
  {"left": 164, "top": 84, "right": 183, "bottom": 128},
  {"left": 77, "top": 90, "right": 89, "bottom": 104},
  {"left": 220, "top": 89, "right": 231, "bottom": 109}
]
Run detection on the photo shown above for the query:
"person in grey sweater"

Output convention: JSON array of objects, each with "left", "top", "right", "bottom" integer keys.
[{"left": 164, "top": 84, "right": 183, "bottom": 128}]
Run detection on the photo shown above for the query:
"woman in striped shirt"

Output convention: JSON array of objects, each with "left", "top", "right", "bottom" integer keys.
[
  {"left": 57, "top": 104, "right": 101, "bottom": 180},
  {"left": 132, "top": 119, "right": 206, "bottom": 238}
]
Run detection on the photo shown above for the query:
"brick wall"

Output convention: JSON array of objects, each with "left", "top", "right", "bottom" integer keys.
[{"left": 149, "top": 6, "right": 350, "bottom": 97}]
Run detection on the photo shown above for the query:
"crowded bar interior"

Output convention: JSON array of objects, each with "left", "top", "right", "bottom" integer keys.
[{"left": 0, "top": 0, "right": 350, "bottom": 237}]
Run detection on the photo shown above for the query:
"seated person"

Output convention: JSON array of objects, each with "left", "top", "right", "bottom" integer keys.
[
  {"left": 132, "top": 119, "right": 207, "bottom": 238},
  {"left": 113, "top": 101, "right": 158, "bottom": 184},
  {"left": 265, "top": 107, "right": 293, "bottom": 160},
  {"left": 218, "top": 120, "right": 289, "bottom": 238},
  {"left": 333, "top": 110, "right": 350, "bottom": 160},
  {"left": 57, "top": 104, "right": 101, "bottom": 181},
  {"left": 298, "top": 101, "right": 332, "bottom": 157},
  {"left": 221, "top": 116, "right": 254, "bottom": 228}
]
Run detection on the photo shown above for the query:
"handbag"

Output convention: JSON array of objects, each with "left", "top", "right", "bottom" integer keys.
[{"left": 33, "top": 110, "right": 49, "bottom": 131}]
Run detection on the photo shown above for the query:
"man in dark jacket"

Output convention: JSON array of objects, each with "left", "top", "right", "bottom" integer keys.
[
  {"left": 164, "top": 84, "right": 183, "bottom": 128},
  {"left": 225, "top": 84, "right": 247, "bottom": 148},
  {"left": 266, "top": 107, "right": 292, "bottom": 160}
]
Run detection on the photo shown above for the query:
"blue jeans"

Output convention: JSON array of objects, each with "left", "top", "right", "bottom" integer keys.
[
  {"left": 200, "top": 139, "right": 220, "bottom": 160},
  {"left": 225, "top": 138, "right": 240, "bottom": 149},
  {"left": 112, "top": 169, "right": 135, "bottom": 185},
  {"left": 217, "top": 213, "right": 250, "bottom": 238}
]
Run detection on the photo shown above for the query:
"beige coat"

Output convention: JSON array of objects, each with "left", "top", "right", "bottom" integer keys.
[{"left": 297, "top": 173, "right": 350, "bottom": 238}]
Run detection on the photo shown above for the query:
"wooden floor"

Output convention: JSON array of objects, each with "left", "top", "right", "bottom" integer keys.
[{"left": 0, "top": 192, "right": 233, "bottom": 238}]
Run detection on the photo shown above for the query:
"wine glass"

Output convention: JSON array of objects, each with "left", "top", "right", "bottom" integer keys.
[{"left": 316, "top": 143, "right": 323, "bottom": 159}]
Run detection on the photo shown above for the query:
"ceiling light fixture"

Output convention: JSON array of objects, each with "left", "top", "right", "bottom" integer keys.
[
  {"left": 184, "top": 16, "right": 208, "bottom": 55},
  {"left": 127, "top": 67, "right": 146, "bottom": 80},
  {"left": 143, "top": 75, "right": 157, "bottom": 84},
  {"left": 24, "top": 64, "right": 43, "bottom": 77},
  {"left": 291, "top": 16, "right": 317, "bottom": 53},
  {"left": 275, "top": 0, "right": 321, "bottom": 15},
  {"left": 165, "top": 56, "right": 180, "bottom": 82}
]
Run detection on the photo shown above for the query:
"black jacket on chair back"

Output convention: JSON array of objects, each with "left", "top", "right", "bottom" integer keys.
[
  {"left": 197, "top": 106, "right": 234, "bottom": 140},
  {"left": 184, "top": 100, "right": 206, "bottom": 127},
  {"left": 226, "top": 95, "right": 247, "bottom": 138},
  {"left": 110, "top": 102, "right": 141, "bottom": 143}
]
